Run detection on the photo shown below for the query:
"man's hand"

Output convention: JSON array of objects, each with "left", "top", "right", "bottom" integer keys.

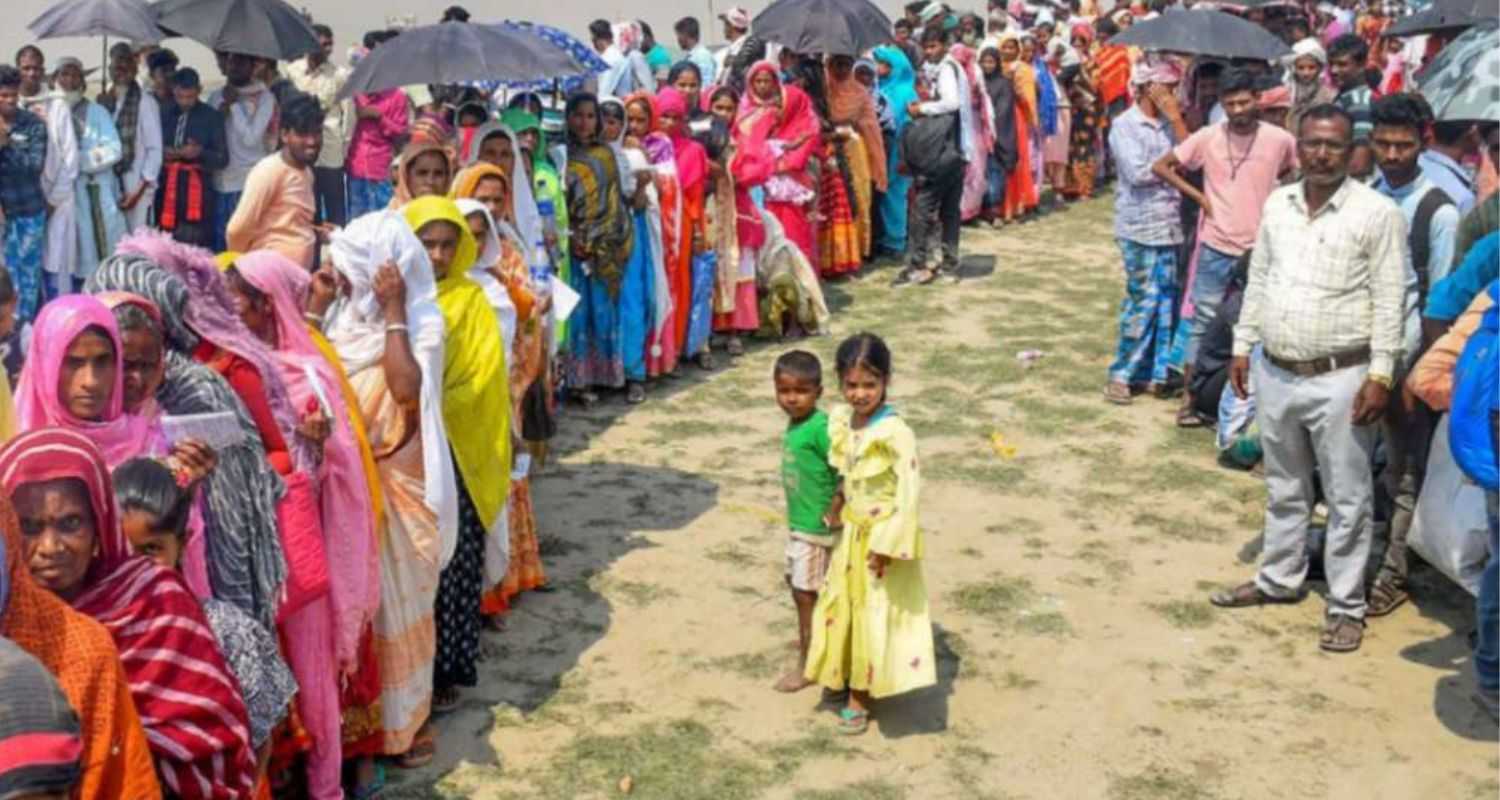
[
  {"left": 373, "top": 261, "right": 406, "bottom": 320},
  {"left": 1352, "top": 379, "right": 1390, "bottom": 425},
  {"left": 1147, "top": 84, "right": 1181, "bottom": 123},
  {"left": 179, "top": 140, "right": 203, "bottom": 161},
  {"left": 220, "top": 85, "right": 238, "bottom": 106},
  {"left": 306, "top": 263, "right": 340, "bottom": 317},
  {"left": 1229, "top": 355, "right": 1251, "bottom": 400},
  {"left": 1196, "top": 192, "right": 1214, "bottom": 219}
]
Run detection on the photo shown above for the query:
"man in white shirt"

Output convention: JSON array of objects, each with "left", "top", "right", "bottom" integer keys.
[
  {"left": 895, "top": 28, "right": 973, "bottom": 287},
  {"left": 592, "top": 19, "right": 655, "bottom": 99},
  {"left": 714, "top": 7, "right": 753, "bottom": 80},
  {"left": 674, "top": 16, "right": 717, "bottom": 86},
  {"left": 286, "top": 24, "right": 353, "bottom": 226},
  {"left": 1209, "top": 104, "right": 1407, "bottom": 655},
  {"left": 14, "top": 45, "right": 79, "bottom": 286},
  {"left": 208, "top": 51, "right": 276, "bottom": 251},
  {"left": 100, "top": 43, "right": 161, "bottom": 233}
]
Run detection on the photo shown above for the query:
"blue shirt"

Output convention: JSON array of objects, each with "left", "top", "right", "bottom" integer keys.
[
  {"left": 1418, "top": 149, "right": 1476, "bottom": 216},
  {"left": 1427, "top": 232, "right": 1499, "bottom": 322},
  {"left": 1108, "top": 105, "right": 1182, "bottom": 246},
  {"left": 1375, "top": 172, "right": 1461, "bottom": 361},
  {"left": 686, "top": 44, "right": 717, "bottom": 86},
  {"left": 0, "top": 109, "right": 48, "bottom": 218}
]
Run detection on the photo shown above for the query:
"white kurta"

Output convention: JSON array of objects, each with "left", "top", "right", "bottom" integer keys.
[
  {"left": 21, "top": 93, "right": 80, "bottom": 281},
  {"left": 70, "top": 100, "right": 128, "bottom": 280},
  {"left": 110, "top": 88, "right": 163, "bottom": 232}
]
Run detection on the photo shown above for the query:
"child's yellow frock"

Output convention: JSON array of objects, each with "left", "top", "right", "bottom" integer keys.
[{"left": 804, "top": 405, "right": 936, "bottom": 699}]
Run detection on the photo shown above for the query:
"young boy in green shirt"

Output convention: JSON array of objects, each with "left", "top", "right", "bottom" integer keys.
[{"left": 772, "top": 350, "right": 842, "bottom": 693}]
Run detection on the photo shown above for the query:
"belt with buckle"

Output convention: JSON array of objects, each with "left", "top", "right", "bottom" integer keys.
[{"left": 1267, "top": 347, "right": 1371, "bottom": 377}]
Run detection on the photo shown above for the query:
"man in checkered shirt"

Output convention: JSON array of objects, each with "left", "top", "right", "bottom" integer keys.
[{"left": 1208, "top": 103, "right": 1408, "bottom": 656}]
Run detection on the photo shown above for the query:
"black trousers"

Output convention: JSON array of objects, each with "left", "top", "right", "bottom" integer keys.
[
  {"left": 908, "top": 166, "right": 964, "bottom": 272},
  {"left": 313, "top": 166, "right": 348, "bottom": 227}
]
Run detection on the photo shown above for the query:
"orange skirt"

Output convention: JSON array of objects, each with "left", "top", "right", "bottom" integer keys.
[
  {"left": 480, "top": 478, "right": 547, "bottom": 615},
  {"left": 818, "top": 146, "right": 861, "bottom": 277}
]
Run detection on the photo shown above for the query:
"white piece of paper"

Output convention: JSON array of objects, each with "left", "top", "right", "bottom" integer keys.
[
  {"left": 302, "top": 362, "right": 333, "bottom": 417},
  {"left": 511, "top": 452, "right": 531, "bottom": 481},
  {"left": 550, "top": 274, "right": 582, "bottom": 324},
  {"left": 160, "top": 411, "right": 245, "bottom": 450}
]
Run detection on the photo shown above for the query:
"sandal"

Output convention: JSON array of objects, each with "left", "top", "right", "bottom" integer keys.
[
  {"left": 1366, "top": 578, "right": 1408, "bottom": 618},
  {"left": 726, "top": 337, "right": 745, "bottom": 357},
  {"left": 836, "top": 708, "right": 870, "bottom": 735},
  {"left": 431, "top": 688, "right": 461, "bottom": 715},
  {"left": 1319, "top": 614, "right": 1364, "bottom": 653},
  {"left": 1103, "top": 382, "right": 1132, "bottom": 406},
  {"left": 1176, "top": 406, "right": 1207, "bottom": 428},
  {"left": 625, "top": 382, "right": 646, "bottom": 405},
  {"left": 571, "top": 390, "right": 599, "bottom": 409},
  {"left": 1209, "top": 581, "right": 1302, "bottom": 608},
  {"left": 395, "top": 725, "right": 436, "bottom": 770},
  {"left": 696, "top": 352, "right": 716, "bottom": 371}
]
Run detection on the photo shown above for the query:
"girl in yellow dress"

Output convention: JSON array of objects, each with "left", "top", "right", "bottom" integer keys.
[{"left": 805, "top": 333, "right": 936, "bottom": 735}]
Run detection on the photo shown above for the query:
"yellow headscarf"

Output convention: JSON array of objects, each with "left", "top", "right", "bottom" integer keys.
[{"left": 402, "top": 196, "right": 511, "bottom": 530}]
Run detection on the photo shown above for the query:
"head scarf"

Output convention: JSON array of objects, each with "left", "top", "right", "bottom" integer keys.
[
  {"left": 565, "top": 93, "right": 636, "bottom": 295},
  {"left": 919, "top": 2, "right": 945, "bottom": 25},
  {"left": 13, "top": 296, "right": 164, "bottom": 467},
  {"left": 1292, "top": 37, "right": 1328, "bottom": 68},
  {"left": 391, "top": 139, "right": 457, "bottom": 208},
  {"left": 824, "top": 58, "right": 889, "bottom": 190},
  {"left": 656, "top": 87, "right": 710, "bottom": 190},
  {"left": 464, "top": 122, "right": 546, "bottom": 267},
  {"left": 500, "top": 108, "right": 554, "bottom": 178},
  {"left": 949, "top": 44, "right": 996, "bottom": 160},
  {"left": 0, "top": 428, "right": 256, "bottom": 800},
  {"left": 874, "top": 45, "right": 919, "bottom": 133},
  {"left": 86, "top": 256, "right": 288, "bottom": 630},
  {"left": 1031, "top": 35, "right": 1059, "bottom": 135},
  {"left": 0, "top": 635, "right": 83, "bottom": 799},
  {"left": 980, "top": 46, "right": 1020, "bottom": 172},
  {"left": 1258, "top": 84, "right": 1292, "bottom": 110},
  {"left": 734, "top": 62, "right": 821, "bottom": 186},
  {"left": 452, "top": 193, "right": 522, "bottom": 353},
  {"left": 326, "top": 211, "right": 459, "bottom": 562},
  {"left": 232, "top": 252, "right": 379, "bottom": 666},
  {"left": 401, "top": 198, "right": 512, "bottom": 539},
  {"left": 0, "top": 467, "right": 158, "bottom": 800},
  {"left": 109, "top": 230, "right": 310, "bottom": 470}
]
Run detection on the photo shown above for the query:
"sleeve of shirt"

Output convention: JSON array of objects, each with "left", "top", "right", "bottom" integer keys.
[
  {"left": 379, "top": 93, "right": 408, "bottom": 142},
  {"left": 1425, "top": 203, "right": 1461, "bottom": 287},
  {"left": 1232, "top": 207, "right": 1274, "bottom": 356},
  {"left": 1366, "top": 199, "right": 1411, "bottom": 378},
  {"left": 917, "top": 63, "right": 961, "bottom": 115},
  {"left": 1109, "top": 119, "right": 1161, "bottom": 188},
  {"left": 221, "top": 357, "right": 294, "bottom": 475},
  {"left": 134, "top": 93, "right": 163, "bottom": 190},
  {"left": 225, "top": 161, "right": 271, "bottom": 253},
  {"left": 202, "top": 109, "right": 230, "bottom": 171},
  {"left": 1425, "top": 233, "right": 1499, "bottom": 321},
  {"left": 1408, "top": 292, "right": 1493, "bottom": 411},
  {"left": 632, "top": 53, "right": 656, "bottom": 93},
  {"left": 41, "top": 106, "right": 78, "bottom": 205},
  {"left": 1172, "top": 127, "right": 1207, "bottom": 170}
]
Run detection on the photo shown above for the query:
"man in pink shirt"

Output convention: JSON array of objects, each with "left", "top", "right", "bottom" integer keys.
[
  {"left": 347, "top": 30, "right": 408, "bottom": 218},
  {"left": 1152, "top": 67, "right": 1299, "bottom": 426},
  {"left": 227, "top": 94, "right": 322, "bottom": 269}
]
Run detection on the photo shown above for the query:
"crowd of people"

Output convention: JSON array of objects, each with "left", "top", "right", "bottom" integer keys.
[{"left": 0, "top": 0, "right": 1496, "bottom": 796}]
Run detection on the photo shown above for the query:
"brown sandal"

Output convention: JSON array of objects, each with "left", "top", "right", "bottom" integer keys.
[
  {"left": 1366, "top": 579, "right": 1408, "bottom": 618},
  {"left": 1209, "top": 581, "right": 1302, "bottom": 608},
  {"left": 1319, "top": 614, "right": 1364, "bottom": 653},
  {"left": 1103, "top": 382, "right": 1132, "bottom": 406}
]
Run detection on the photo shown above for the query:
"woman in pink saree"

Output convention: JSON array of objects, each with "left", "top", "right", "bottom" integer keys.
[
  {"left": 733, "top": 62, "right": 822, "bottom": 269},
  {"left": 951, "top": 44, "right": 996, "bottom": 221}
]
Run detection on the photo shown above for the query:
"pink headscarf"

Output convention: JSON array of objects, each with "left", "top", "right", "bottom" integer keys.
[
  {"left": 231, "top": 250, "right": 379, "bottom": 668},
  {"left": 733, "top": 62, "right": 821, "bottom": 184},
  {"left": 113, "top": 229, "right": 313, "bottom": 471},
  {"left": 656, "top": 86, "right": 709, "bottom": 191},
  {"left": 14, "top": 296, "right": 164, "bottom": 467}
]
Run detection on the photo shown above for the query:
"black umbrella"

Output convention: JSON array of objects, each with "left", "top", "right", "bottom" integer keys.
[
  {"left": 150, "top": 0, "right": 318, "bottom": 60},
  {"left": 1110, "top": 8, "right": 1292, "bottom": 61},
  {"left": 335, "top": 22, "right": 596, "bottom": 102},
  {"left": 1386, "top": 0, "right": 1498, "bottom": 36},
  {"left": 752, "top": 0, "right": 892, "bottom": 57}
]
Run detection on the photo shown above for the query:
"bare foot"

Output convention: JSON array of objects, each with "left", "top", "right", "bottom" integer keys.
[{"left": 773, "top": 671, "right": 815, "bottom": 693}]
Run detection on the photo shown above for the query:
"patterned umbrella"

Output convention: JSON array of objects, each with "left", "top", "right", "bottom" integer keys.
[
  {"left": 464, "top": 21, "right": 610, "bottom": 96},
  {"left": 1387, "top": 0, "right": 1497, "bottom": 36},
  {"left": 1416, "top": 22, "right": 1500, "bottom": 122}
]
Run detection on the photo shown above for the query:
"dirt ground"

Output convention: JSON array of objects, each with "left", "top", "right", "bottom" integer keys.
[{"left": 384, "top": 194, "right": 1499, "bottom": 799}]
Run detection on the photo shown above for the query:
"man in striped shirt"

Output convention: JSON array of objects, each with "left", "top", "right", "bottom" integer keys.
[{"left": 1209, "top": 104, "right": 1407, "bottom": 655}]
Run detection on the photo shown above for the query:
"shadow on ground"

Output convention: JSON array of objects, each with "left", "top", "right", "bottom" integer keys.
[{"left": 383, "top": 461, "right": 720, "bottom": 795}]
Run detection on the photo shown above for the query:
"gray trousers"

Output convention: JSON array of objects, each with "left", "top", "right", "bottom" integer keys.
[{"left": 1253, "top": 357, "right": 1377, "bottom": 619}]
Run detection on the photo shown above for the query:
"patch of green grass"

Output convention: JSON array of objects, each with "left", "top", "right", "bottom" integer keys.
[
  {"left": 1010, "top": 394, "right": 1106, "bottom": 437},
  {"left": 646, "top": 418, "right": 746, "bottom": 443},
  {"left": 1150, "top": 600, "right": 1217, "bottom": 630},
  {"left": 698, "top": 649, "right": 784, "bottom": 681},
  {"left": 1017, "top": 611, "right": 1073, "bottom": 637},
  {"left": 705, "top": 543, "right": 761, "bottom": 569},
  {"left": 535, "top": 534, "right": 585, "bottom": 558},
  {"left": 985, "top": 517, "right": 1039, "bottom": 536},
  {"left": 1001, "top": 670, "right": 1041, "bottom": 690},
  {"left": 926, "top": 453, "right": 1031, "bottom": 490},
  {"left": 1131, "top": 511, "right": 1225, "bottom": 544},
  {"left": 794, "top": 779, "right": 907, "bottom": 800},
  {"left": 1207, "top": 644, "right": 1241, "bottom": 663},
  {"left": 949, "top": 576, "right": 1036, "bottom": 619},
  {"left": 526, "top": 718, "right": 775, "bottom": 800},
  {"left": 1108, "top": 764, "right": 1216, "bottom": 800},
  {"left": 765, "top": 728, "right": 856, "bottom": 775},
  {"left": 598, "top": 578, "right": 679, "bottom": 608}
]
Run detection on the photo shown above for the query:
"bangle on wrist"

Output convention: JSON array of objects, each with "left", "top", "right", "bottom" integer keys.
[
  {"left": 303, "top": 311, "right": 325, "bottom": 326},
  {"left": 385, "top": 323, "right": 409, "bottom": 335}
]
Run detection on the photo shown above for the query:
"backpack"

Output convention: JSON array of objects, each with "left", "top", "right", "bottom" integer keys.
[
  {"left": 900, "top": 62, "right": 965, "bottom": 179},
  {"left": 1408, "top": 185, "right": 1454, "bottom": 307},
  {"left": 1449, "top": 280, "right": 1499, "bottom": 491}
]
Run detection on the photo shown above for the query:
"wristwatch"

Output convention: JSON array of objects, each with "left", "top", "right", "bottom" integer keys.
[{"left": 1368, "top": 373, "right": 1394, "bottom": 390}]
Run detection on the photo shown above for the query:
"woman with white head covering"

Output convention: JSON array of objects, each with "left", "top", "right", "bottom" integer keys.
[{"left": 1286, "top": 38, "right": 1336, "bottom": 134}]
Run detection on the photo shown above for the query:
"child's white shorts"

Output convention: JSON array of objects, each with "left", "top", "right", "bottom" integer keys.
[{"left": 785, "top": 535, "right": 832, "bottom": 593}]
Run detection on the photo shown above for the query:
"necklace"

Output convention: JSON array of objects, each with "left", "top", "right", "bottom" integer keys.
[{"left": 1224, "top": 123, "right": 1260, "bottom": 181}]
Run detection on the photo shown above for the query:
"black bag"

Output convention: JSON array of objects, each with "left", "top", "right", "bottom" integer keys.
[{"left": 901, "top": 110, "right": 963, "bottom": 179}]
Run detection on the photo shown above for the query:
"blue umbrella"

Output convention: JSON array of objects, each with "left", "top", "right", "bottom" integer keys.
[{"left": 465, "top": 21, "right": 610, "bottom": 96}]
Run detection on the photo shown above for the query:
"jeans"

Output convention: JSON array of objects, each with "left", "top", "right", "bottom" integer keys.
[
  {"left": 313, "top": 166, "right": 348, "bottom": 227},
  {"left": 908, "top": 166, "right": 963, "bottom": 273},
  {"left": 1479, "top": 491, "right": 1498, "bottom": 693},
  {"left": 984, "top": 154, "right": 1008, "bottom": 212},
  {"left": 1181, "top": 245, "right": 1240, "bottom": 368},
  {"left": 349, "top": 178, "right": 393, "bottom": 220},
  {"left": 214, "top": 190, "right": 241, "bottom": 253}
]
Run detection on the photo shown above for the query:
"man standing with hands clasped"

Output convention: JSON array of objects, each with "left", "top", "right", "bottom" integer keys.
[{"left": 1208, "top": 104, "right": 1408, "bottom": 655}]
